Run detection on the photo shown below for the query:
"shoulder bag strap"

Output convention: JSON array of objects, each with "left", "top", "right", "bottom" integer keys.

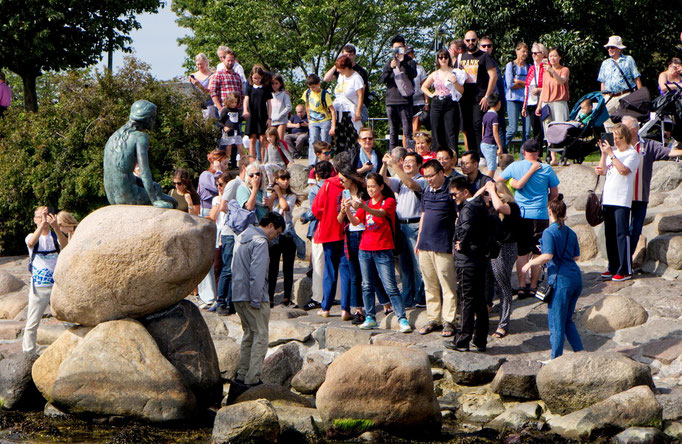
[{"left": 611, "top": 58, "right": 634, "bottom": 92}]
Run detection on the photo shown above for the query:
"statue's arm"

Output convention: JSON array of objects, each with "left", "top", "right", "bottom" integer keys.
[{"left": 135, "top": 135, "right": 162, "bottom": 202}]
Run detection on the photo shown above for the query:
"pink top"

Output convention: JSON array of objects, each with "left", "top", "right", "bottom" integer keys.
[
  {"left": 433, "top": 73, "right": 450, "bottom": 97},
  {"left": 0, "top": 83, "right": 11, "bottom": 108}
]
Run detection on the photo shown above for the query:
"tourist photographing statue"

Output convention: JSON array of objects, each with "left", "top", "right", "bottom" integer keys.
[{"left": 103, "top": 100, "right": 177, "bottom": 209}]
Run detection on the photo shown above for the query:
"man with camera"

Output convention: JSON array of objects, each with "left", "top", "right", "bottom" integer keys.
[{"left": 381, "top": 35, "right": 418, "bottom": 150}]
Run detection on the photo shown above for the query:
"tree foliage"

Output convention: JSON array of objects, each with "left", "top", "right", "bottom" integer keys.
[
  {"left": 448, "top": 0, "right": 682, "bottom": 100},
  {"left": 0, "top": 58, "right": 217, "bottom": 255},
  {"left": 0, "top": 0, "right": 163, "bottom": 111}
]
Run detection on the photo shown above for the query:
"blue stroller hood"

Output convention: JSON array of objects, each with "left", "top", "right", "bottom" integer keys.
[{"left": 568, "top": 92, "right": 610, "bottom": 128}]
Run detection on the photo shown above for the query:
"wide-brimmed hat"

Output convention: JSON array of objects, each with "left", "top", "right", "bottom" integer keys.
[{"left": 604, "top": 36, "right": 626, "bottom": 49}]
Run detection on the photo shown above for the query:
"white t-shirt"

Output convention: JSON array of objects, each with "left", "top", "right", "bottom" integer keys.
[
  {"left": 446, "top": 69, "right": 469, "bottom": 102},
  {"left": 527, "top": 63, "right": 540, "bottom": 106},
  {"left": 602, "top": 147, "right": 641, "bottom": 208},
  {"left": 389, "top": 176, "right": 427, "bottom": 219},
  {"left": 333, "top": 72, "right": 364, "bottom": 118},
  {"left": 221, "top": 176, "right": 244, "bottom": 236},
  {"left": 26, "top": 233, "right": 59, "bottom": 287}
]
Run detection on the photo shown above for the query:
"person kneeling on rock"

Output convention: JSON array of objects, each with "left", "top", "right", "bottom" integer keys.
[{"left": 231, "top": 211, "right": 285, "bottom": 388}]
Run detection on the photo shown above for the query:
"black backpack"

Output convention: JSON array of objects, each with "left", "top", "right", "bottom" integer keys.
[{"left": 28, "top": 230, "right": 60, "bottom": 273}]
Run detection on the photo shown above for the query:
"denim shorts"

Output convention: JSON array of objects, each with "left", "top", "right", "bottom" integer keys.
[{"left": 480, "top": 142, "right": 498, "bottom": 171}]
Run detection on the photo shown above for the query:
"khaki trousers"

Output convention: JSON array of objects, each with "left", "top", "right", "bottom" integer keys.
[
  {"left": 23, "top": 283, "right": 52, "bottom": 353},
  {"left": 419, "top": 250, "right": 458, "bottom": 325},
  {"left": 235, "top": 301, "right": 270, "bottom": 385}
]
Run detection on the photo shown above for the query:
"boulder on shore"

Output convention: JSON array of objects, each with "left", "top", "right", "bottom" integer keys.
[
  {"left": 536, "top": 351, "right": 654, "bottom": 415},
  {"left": 581, "top": 295, "right": 649, "bottom": 333},
  {"left": 51, "top": 205, "right": 215, "bottom": 326},
  {"left": 316, "top": 345, "right": 441, "bottom": 433},
  {"left": 212, "top": 399, "right": 280, "bottom": 444}
]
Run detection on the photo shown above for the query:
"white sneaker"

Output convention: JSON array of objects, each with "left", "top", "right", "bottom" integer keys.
[{"left": 399, "top": 318, "right": 412, "bottom": 333}]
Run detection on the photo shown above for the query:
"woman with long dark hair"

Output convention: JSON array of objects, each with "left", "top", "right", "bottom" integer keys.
[
  {"left": 170, "top": 168, "right": 200, "bottom": 215},
  {"left": 344, "top": 173, "right": 410, "bottom": 333}
]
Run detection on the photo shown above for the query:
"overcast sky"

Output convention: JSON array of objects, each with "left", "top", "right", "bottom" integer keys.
[{"left": 98, "top": 5, "right": 190, "bottom": 80}]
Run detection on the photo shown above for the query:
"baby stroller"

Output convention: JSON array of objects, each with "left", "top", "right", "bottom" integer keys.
[
  {"left": 546, "top": 92, "right": 610, "bottom": 165},
  {"left": 640, "top": 82, "right": 682, "bottom": 143}
]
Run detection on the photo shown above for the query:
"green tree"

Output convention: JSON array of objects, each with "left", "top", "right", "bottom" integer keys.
[
  {"left": 172, "top": 0, "right": 439, "bottom": 81},
  {"left": 0, "top": 57, "right": 217, "bottom": 255},
  {"left": 0, "top": 0, "right": 163, "bottom": 112},
  {"left": 447, "top": 0, "right": 682, "bottom": 100}
]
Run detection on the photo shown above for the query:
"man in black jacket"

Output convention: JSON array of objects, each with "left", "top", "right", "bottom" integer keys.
[
  {"left": 381, "top": 35, "right": 417, "bottom": 150},
  {"left": 447, "top": 176, "right": 492, "bottom": 352}
]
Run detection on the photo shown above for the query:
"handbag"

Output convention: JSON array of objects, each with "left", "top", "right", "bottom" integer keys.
[
  {"left": 535, "top": 229, "right": 569, "bottom": 303},
  {"left": 585, "top": 176, "right": 604, "bottom": 227},
  {"left": 419, "top": 106, "right": 431, "bottom": 130},
  {"left": 540, "top": 104, "right": 551, "bottom": 121}
]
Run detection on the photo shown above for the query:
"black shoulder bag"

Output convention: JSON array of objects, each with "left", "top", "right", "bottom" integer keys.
[{"left": 535, "top": 228, "right": 569, "bottom": 303}]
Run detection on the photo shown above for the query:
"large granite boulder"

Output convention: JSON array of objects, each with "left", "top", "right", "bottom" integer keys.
[
  {"left": 141, "top": 300, "right": 222, "bottom": 407},
  {"left": 650, "top": 162, "right": 682, "bottom": 193},
  {"left": 291, "top": 360, "right": 327, "bottom": 395},
  {"left": 536, "top": 352, "right": 654, "bottom": 415},
  {"left": 572, "top": 224, "right": 598, "bottom": 261},
  {"left": 654, "top": 212, "right": 682, "bottom": 234},
  {"left": 0, "top": 270, "right": 23, "bottom": 296},
  {"left": 548, "top": 385, "right": 662, "bottom": 440},
  {"left": 34, "top": 319, "right": 196, "bottom": 421},
  {"left": 0, "top": 292, "right": 28, "bottom": 320},
  {"left": 490, "top": 360, "right": 542, "bottom": 400},
  {"left": 213, "top": 399, "right": 280, "bottom": 444},
  {"left": 316, "top": 345, "right": 441, "bottom": 433},
  {"left": 647, "top": 234, "right": 682, "bottom": 270},
  {"left": 262, "top": 342, "right": 303, "bottom": 388},
  {"left": 51, "top": 205, "right": 215, "bottom": 325},
  {"left": 0, "top": 352, "right": 41, "bottom": 409},
  {"left": 442, "top": 350, "right": 506, "bottom": 385},
  {"left": 287, "top": 163, "right": 310, "bottom": 197},
  {"left": 213, "top": 338, "right": 240, "bottom": 380},
  {"left": 581, "top": 295, "right": 649, "bottom": 333}
]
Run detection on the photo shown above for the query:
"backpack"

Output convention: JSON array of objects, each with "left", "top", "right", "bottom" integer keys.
[
  {"left": 276, "top": 140, "right": 293, "bottom": 166},
  {"left": 585, "top": 176, "right": 604, "bottom": 227},
  {"left": 226, "top": 199, "right": 258, "bottom": 235},
  {"left": 28, "top": 230, "right": 60, "bottom": 273},
  {"left": 393, "top": 65, "right": 415, "bottom": 98},
  {"left": 305, "top": 89, "right": 329, "bottom": 110}
]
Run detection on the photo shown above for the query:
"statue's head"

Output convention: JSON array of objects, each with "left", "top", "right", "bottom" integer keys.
[{"left": 129, "top": 100, "right": 157, "bottom": 129}]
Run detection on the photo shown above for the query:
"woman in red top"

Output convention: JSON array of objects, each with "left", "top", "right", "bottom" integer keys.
[{"left": 343, "top": 173, "right": 411, "bottom": 333}]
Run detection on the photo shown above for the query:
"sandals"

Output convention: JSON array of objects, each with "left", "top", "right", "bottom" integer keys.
[
  {"left": 441, "top": 323, "right": 455, "bottom": 338},
  {"left": 419, "top": 321, "right": 443, "bottom": 335},
  {"left": 492, "top": 329, "right": 507, "bottom": 339}
]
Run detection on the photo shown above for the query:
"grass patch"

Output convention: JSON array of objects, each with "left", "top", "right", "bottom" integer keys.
[{"left": 332, "top": 418, "right": 374, "bottom": 433}]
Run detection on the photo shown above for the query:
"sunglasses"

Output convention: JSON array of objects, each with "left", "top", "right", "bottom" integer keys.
[
  {"left": 248, "top": 172, "right": 261, "bottom": 178},
  {"left": 465, "top": 39, "right": 477, "bottom": 42},
  {"left": 480, "top": 44, "right": 492, "bottom": 48},
  {"left": 532, "top": 51, "right": 542, "bottom": 55},
  {"left": 173, "top": 181, "right": 183, "bottom": 185},
  {"left": 437, "top": 55, "right": 449, "bottom": 59},
  {"left": 322, "top": 151, "right": 332, "bottom": 155}
]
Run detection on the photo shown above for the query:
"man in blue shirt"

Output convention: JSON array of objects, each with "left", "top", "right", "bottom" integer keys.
[
  {"left": 497, "top": 139, "right": 559, "bottom": 298},
  {"left": 415, "top": 159, "right": 458, "bottom": 336},
  {"left": 597, "top": 36, "right": 642, "bottom": 131}
]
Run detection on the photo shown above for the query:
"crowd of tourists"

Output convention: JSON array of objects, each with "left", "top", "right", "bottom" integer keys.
[{"left": 24, "top": 31, "right": 682, "bottom": 388}]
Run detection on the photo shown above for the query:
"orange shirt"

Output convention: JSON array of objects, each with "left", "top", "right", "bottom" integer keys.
[{"left": 540, "top": 66, "right": 570, "bottom": 103}]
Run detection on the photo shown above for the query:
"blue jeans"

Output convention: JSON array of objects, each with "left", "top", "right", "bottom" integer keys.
[
  {"left": 629, "top": 200, "right": 648, "bottom": 256},
  {"left": 397, "top": 222, "right": 424, "bottom": 306},
  {"left": 547, "top": 275, "right": 583, "bottom": 359},
  {"left": 358, "top": 249, "right": 405, "bottom": 320},
  {"left": 216, "top": 234, "right": 235, "bottom": 308},
  {"left": 322, "top": 240, "right": 344, "bottom": 311},
  {"left": 345, "top": 231, "right": 389, "bottom": 310},
  {"left": 308, "top": 120, "right": 332, "bottom": 166},
  {"left": 505, "top": 101, "right": 530, "bottom": 151},
  {"left": 480, "top": 142, "right": 498, "bottom": 171}
]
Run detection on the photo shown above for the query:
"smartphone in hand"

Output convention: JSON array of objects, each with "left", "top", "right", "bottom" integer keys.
[
  {"left": 600, "top": 132, "right": 614, "bottom": 146},
  {"left": 343, "top": 190, "right": 351, "bottom": 200}
]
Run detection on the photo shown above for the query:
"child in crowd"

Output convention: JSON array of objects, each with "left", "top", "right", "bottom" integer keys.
[
  {"left": 264, "top": 127, "right": 293, "bottom": 167},
  {"left": 266, "top": 168, "right": 299, "bottom": 306},
  {"left": 270, "top": 74, "right": 292, "bottom": 141},
  {"left": 303, "top": 74, "right": 336, "bottom": 166},
  {"left": 414, "top": 131, "right": 435, "bottom": 162},
  {"left": 480, "top": 92, "right": 503, "bottom": 178},
  {"left": 56, "top": 211, "right": 79, "bottom": 241},
  {"left": 497, "top": 153, "right": 515, "bottom": 195},
  {"left": 243, "top": 65, "right": 272, "bottom": 160},
  {"left": 307, "top": 141, "right": 335, "bottom": 184},
  {"left": 219, "top": 92, "right": 244, "bottom": 167},
  {"left": 24, "top": 206, "right": 68, "bottom": 353},
  {"left": 576, "top": 98, "right": 593, "bottom": 127}
]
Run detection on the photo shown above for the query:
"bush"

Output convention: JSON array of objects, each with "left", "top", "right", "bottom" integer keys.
[{"left": 0, "top": 57, "right": 218, "bottom": 255}]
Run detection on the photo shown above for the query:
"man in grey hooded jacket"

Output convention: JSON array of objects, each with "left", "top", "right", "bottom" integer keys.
[{"left": 232, "top": 211, "right": 285, "bottom": 386}]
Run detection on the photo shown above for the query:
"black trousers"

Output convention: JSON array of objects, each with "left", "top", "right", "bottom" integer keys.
[
  {"left": 526, "top": 105, "right": 544, "bottom": 143},
  {"left": 460, "top": 91, "right": 483, "bottom": 152},
  {"left": 430, "top": 96, "right": 460, "bottom": 156},
  {"left": 454, "top": 265, "right": 489, "bottom": 349},
  {"left": 268, "top": 234, "right": 296, "bottom": 302}
]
